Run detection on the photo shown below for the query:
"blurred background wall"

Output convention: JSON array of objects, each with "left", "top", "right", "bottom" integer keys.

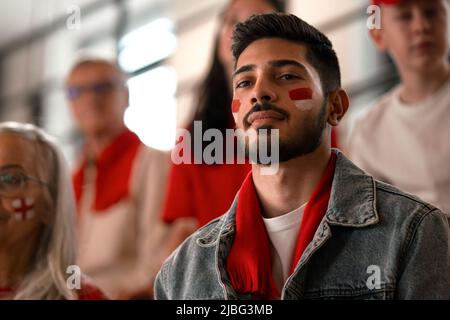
[{"left": 0, "top": 0, "right": 399, "bottom": 166}]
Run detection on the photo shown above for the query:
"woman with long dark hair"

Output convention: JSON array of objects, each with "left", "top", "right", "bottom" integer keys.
[{"left": 160, "top": 0, "right": 287, "bottom": 253}]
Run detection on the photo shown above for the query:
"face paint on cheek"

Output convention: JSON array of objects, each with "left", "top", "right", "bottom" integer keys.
[
  {"left": 231, "top": 99, "right": 241, "bottom": 114},
  {"left": 11, "top": 197, "right": 35, "bottom": 221},
  {"left": 289, "top": 88, "right": 314, "bottom": 111}
]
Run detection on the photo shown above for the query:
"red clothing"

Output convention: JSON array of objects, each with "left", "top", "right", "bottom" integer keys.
[
  {"left": 0, "top": 287, "right": 14, "bottom": 299},
  {"left": 72, "top": 128, "right": 170, "bottom": 298},
  {"left": 227, "top": 153, "right": 337, "bottom": 299},
  {"left": 331, "top": 127, "right": 339, "bottom": 149},
  {"left": 162, "top": 162, "right": 251, "bottom": 227},
  {"left": 78, "top": 282, "right": 108, "bottom": 300},
  {"left": 72, "top": 129, "right": 141, "bottom": 212}
]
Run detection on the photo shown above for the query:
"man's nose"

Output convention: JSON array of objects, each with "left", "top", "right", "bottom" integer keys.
[{"left": 250, "top": 78, "right": 277, "bottom": 105}]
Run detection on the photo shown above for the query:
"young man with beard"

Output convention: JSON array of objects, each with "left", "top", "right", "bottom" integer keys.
[{"left": 154, "top": 13, "right": 450, "bottom": 300}]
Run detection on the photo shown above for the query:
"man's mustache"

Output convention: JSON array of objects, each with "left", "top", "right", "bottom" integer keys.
[{"left": 243, "top": 102, "right": 290, "bottom": 128}]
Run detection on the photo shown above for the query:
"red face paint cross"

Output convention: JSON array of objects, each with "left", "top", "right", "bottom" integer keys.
[
  {"left": 288, "top": 88, "right": 314, "bottom": 110},
  {"left": 11, "top": 197, "right": 35, "bottom": 221}
]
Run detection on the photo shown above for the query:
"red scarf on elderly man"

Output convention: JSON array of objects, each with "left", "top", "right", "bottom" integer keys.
[
  {"left": 72, "top": 129, "right": 141, "bottom": 212},
  {"left": 226, "top": 153, "right": 337, "bottom": 299}
]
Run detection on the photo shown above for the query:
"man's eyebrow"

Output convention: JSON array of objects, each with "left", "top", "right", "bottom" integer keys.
[
  {"left": 269, "top": 60, "right": 308, "bottom": 73},
  {"left": 232, "top": 64, "right": 255, "bottom": 78}
]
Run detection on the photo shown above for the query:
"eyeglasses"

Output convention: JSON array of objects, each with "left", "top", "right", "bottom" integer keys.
[
  {"left": 65, "top": 81, "right": 125, "bottom": 101},
  {"left": 0, "top": 169, "right": 50, "bottom": 197}
]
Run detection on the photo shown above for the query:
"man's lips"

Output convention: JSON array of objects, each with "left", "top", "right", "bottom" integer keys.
[{"left": 247, "top": 110, "right": 286, "bottom": 125}]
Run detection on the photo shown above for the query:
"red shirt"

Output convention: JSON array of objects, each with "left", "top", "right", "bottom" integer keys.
[{"left": 162, "top": 162, "right": 251, "bottom": 227}]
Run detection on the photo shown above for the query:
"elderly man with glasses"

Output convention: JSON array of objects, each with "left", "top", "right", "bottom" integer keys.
[{"left": 65, "top": 59, "right": 169, "bottom": 299}]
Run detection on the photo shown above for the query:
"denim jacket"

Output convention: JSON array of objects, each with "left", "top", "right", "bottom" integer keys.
[{"left": 155, "top": 151, "right": 450, "bottom": 300}]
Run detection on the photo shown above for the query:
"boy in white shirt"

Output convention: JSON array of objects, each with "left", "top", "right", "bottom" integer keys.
[{"left": 349, "top": 0, "right": 450, "bottom": 214}]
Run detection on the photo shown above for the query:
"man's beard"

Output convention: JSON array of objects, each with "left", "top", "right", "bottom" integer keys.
[
  {"left": 243, "top": 100, "right": 327, "bottom": 164},
  {"left": 278, "top": 99, "right": 327, "bottom": 162}
]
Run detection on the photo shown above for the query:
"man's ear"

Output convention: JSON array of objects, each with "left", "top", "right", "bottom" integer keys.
[
  {"left": 327, "top": 89, "right": 349, "bottom": 126},
  {"left": 369, "top": 28, "right": 387, "bottom": 51}
]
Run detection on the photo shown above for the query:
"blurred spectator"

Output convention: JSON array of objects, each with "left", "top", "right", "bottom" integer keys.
[
  {"left": 160, "top": 0, "right": 286, "bottom": 255},
  {"left": 348, "top": 0, "right": 450, "bottom": 214},
  {"left": 65, "top": 59, "right": 169, "bottom": 299},
  {"left": 0, "top": 122, "right": 106, "bottom": 299}
]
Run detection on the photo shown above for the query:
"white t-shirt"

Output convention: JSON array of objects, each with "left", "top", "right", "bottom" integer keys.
[
  {"left": 348, "top": 78, "right": 450, "bottom": 214},
  {"left": 263, "top": 203, "right": 306, "bottom": 290}
]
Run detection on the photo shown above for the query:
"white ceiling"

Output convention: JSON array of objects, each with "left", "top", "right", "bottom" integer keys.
[{"left": 0, "top": 0, "right": 101, "bottom": 49}]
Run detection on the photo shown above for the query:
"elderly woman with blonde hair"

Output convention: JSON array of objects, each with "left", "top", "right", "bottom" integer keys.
[{"left": 0, "top": 122, "right": 105, "bottom": 299}]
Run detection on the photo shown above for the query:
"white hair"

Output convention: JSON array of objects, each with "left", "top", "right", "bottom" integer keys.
[{"left": 0, "top": 122, "right": 77, "bottom": 300}]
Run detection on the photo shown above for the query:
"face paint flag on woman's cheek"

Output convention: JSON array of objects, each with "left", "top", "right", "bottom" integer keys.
[
  {"left": 289, "top": 88, "right": 314, "bottom": 111},
  {"left": 11, "top": 197, "right": 35, "bottom": 221}
]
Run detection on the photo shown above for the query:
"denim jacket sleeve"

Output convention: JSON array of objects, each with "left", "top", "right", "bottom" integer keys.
[
  {"left": 396, "top": 209, "right": 450, "bottom": 299},
  {"left": 154, "top": 265, "right": 169, "bottom": 300}
]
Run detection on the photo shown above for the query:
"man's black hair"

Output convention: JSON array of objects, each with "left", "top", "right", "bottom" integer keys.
[{"left": 232, "top": 13, "right": 341, "bottom": 95}]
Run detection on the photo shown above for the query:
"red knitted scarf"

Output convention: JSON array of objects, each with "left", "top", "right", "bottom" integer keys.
[
  {"left": 226, "top": 153, "right": 336, "bottom": 299},
  {"left": 73, "top": 129, "right": 141, "bottom": 212}
]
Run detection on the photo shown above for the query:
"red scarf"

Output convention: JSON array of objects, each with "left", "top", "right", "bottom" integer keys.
[
  {"left": 73, "top": 129, "right": 141, "bottom": 212},
  {"left": 226, "top": 153, "right": 337, "bottom": 299},
  {"left": 77, "top": 282, "right": 108, "bottom": 300}
]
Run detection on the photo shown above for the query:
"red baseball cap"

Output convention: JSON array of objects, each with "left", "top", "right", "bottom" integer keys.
[{"left": 371, "top": 0, "right": 403, "bottom": 5}]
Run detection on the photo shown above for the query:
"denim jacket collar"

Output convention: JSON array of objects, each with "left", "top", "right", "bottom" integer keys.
[{"left": 325, "top": 150, "right": 379, "bottom": 227}]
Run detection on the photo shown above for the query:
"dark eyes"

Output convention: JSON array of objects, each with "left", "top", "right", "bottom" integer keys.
[
  {"left": 235, "top": 74, "right": 300, "bottom": 89},
  {"left": 396, "top": 12, "right": 412, "bottom": 21},
  {"left": 423, "top": 8, "right": 438, "bottom": 18},
  {"left": 65, "top": 82, "right": 118, "bottom": 100},
  {"left": 279, "top": 74, "right": 300, "bottom": 81},
  {"left": 395, "top": 8, "right": 438, "bottom": 21},
  {"left": 0, "top": 173, "right": 25, "bottom": 185},
  {"left": 236, "top": 80, "right": 252, "bottom": 89},
  {"left": 0, "top": 173, "right": 27, "bottom": 191}
]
